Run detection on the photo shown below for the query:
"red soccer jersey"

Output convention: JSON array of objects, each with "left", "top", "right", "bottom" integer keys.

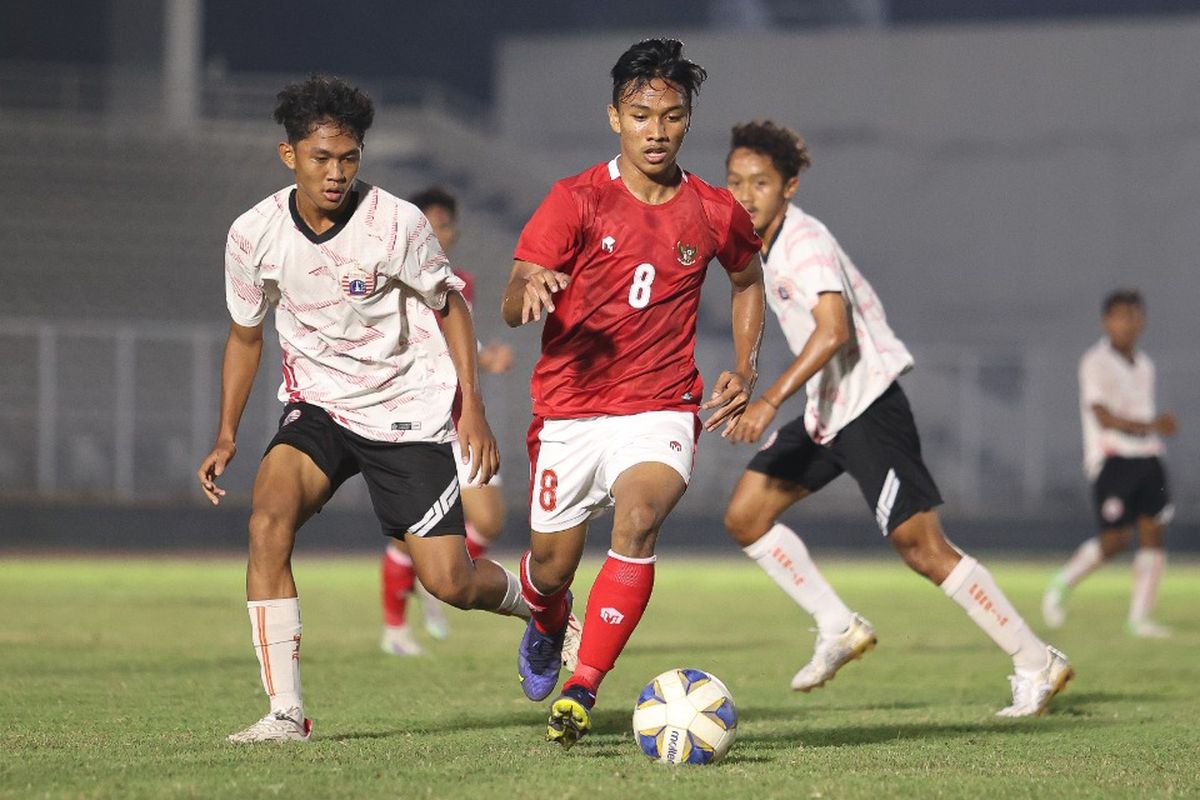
[{"left": 514, "top": 158, "right": 760, "bottom": 419}]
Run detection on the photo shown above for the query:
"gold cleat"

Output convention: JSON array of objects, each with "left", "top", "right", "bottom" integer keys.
[{"left": 546, "top": 693, "right": 592, "bottom": 750}]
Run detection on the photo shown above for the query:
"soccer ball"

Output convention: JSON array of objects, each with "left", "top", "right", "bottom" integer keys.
[{"left": 632, "top": 668, "right": 737, "bottom": 765}]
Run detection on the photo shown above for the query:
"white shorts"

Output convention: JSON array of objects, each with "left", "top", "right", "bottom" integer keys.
[
  {"left": 452, "top": 438, "right": 503, "bottom": 489},
  {"left": 527, "top": 410, "right": 698, "bottom": 533}
]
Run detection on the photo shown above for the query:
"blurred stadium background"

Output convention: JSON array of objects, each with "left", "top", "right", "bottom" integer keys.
[{"left": 1, "top": 0, "right": 1197, "bottom": 553}]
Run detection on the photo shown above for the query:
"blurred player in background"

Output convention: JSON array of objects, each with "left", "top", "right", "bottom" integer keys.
[
  {"left": 502, "top": 38, "right": 764, "bottom": 748},
  {"left": 379, "top": 186, "right": 524, "bottom": 655},
  {"left": 1043, "top": 290, "right": 1177, "bottom": 637},
  {"left": 720, "top": 120, "right": 1072, "bottom": 717},
  {"left": 198, "top": 75, "right": 529, "bottom": 743}
]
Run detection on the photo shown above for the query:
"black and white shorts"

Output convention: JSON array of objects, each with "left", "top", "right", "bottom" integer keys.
[
  {"left": 264, "top": 402, "right": 464, "bottom": 539},
  {"left": 1092, "top": 456, "right": 1172, "bottom": 529},
  {"left": 746, "top": 382, "right": 943, "bottom": 535}
]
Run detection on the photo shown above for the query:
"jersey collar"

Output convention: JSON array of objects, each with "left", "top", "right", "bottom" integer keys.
[
  {"left": 607, "top": 156, "right": 689, "bottom": 182},
  {"left": 289, "top": 183, "right": 362, "bottom": 244}
]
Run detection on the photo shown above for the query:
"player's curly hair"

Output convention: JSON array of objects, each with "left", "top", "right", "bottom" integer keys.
[
  {"left": 409, "top": 186, "right": 457, "bottom": 218},
  {"left": 1103, "top": 288, "right": 1144, "bottom": 315},
  {"left": 611, "top": 38, "right": 707, "bottom": 110},
  {"left": 728, "top": 120, "right": 813, "bottom": 180},
  {"left": 273, "top": 74, "right": 375, "bottom": 145}
]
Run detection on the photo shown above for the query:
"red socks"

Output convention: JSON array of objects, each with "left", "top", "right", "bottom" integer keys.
[
  {"left": 465, "top": 523, "right": 489, "bottom": 561},
  {"left": 565, "top": 551, "right": 655, "bottom": 696},
  {"left": 381, "top": 547, "right": 415, "bottom": 627},
  {"left": 520, "top": 551, "right": 572, "bottom": 634}
]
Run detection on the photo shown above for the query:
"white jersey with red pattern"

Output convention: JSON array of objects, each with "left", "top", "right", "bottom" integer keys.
[
  {"left": 762, "top": 203, "right": 914, "bottom": 444},
  {"left": 224, "top": 181, "right": 465, "bottom": 443},
  {"left": 1079, "top": 338, "right": 1164, "bottom": 479}
]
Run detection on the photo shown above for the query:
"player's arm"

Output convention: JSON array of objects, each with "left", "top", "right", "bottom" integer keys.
[
  {"left": 703, "top": 255, "right": 766, "bottom": 434},
  {"left": 1091, "top": 404, "right": 1177, "bottom": 437},
  {"left": 728, "top": 291, "right": 850, "bottom": 444},
  {"left": 197, "top": 321, "right": 264, "bottom": 505},
  {"left": 440, "top": 290, "right": 499, "bottom": 484},
  {"left": 501, "top": 259, "right": 571, "bottom": 327}
]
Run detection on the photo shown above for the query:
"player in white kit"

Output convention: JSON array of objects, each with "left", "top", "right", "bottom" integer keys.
[
  {"left": 197, "top": 76, "right": 530, "bottom": 743},
  {"left": 1042, "top": 290, "right": 1177, "bottom": 637},
  {"left": 720, "top": 120, "right": 1072, "bottom": 717}
]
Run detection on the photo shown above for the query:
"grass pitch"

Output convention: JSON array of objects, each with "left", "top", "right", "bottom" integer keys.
[{"left": 1, "top": 552, "right": 1197, "bottom": 799}]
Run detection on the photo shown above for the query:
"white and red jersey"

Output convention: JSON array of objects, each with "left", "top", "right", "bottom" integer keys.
[
  {"left": 762, "top": 204, "right": 913, "bottom": 444},
  {"left": 224, "top": 181, "right": 465, "bottom": 443},
  {"left": 1079, "top": 338, "right": 1164, "bottom": 479},
  {"left": 514, "top": 157, "right": 760, "bottom": 419}
]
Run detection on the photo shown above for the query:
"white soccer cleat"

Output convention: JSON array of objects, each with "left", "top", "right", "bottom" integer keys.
[
  {"left": 561, "top": 612, "right": 582, "bottom": 673},
  {"left": 996, "top": 646, "right": 1074, "bottom": 717},
  {"left": 227, "top": 707, "right": 312, "bottom": 743},
  {"left": 416, "top": 582, "right": 451, "bottom": 641},
  {"left": 1126, "top": 619, "right": 1172, "bottom": 639},
  {"left": 790, "top": 613, "right": 877, "bottom": 692},
  {"left": 380, "top": 625, "right": 424, "bottom": 656},
  {"left": 1041, "top": 578, "right": 1067, "bottom": 629}
]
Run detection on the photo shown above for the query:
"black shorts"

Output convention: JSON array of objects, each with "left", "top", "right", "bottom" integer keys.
[
  {"left": 1092, "top": 456, "right": 1172, "bottom": 529},
  {"left": 264, "top": 402, "right": 464, "bottom": 539},
  {"left": 746, "top": 382, "right": 943, "bottom": 535}
]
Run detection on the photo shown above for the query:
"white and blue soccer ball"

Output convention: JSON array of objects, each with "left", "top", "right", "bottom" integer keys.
[{"left": 632, "top": 668, "right": 738, "bottom": 765}]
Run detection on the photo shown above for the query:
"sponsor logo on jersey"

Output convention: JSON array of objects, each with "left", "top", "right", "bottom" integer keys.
[
  {"left": 601, "top": 235, "right": 616, "bottom": 253},
  {"left": 675, "top": 241, "right": 698, "bottom": 266},
  {"left": 778, "top": 285, "right": 790, "bottom": 301},
  {"left": 1101, "top": 496, "right": 1125, "bottom": 523},
  {"left": 600, "top": 607, "right": 625, "bottom": 625},
  {"left": 669, "top": 440, "right": 683, "bottom": 452},
  {"left": 681, "top": 391, "right": 694, "bottom": 401},
  {"left": 341, "top": 270, "right": 376, "bottom": 298},
  {"left": 391, "top": 421, "right": 422, "bottom": 431},
  {"left": 283, "top": 409, "right": 302, "bottom": 426}
]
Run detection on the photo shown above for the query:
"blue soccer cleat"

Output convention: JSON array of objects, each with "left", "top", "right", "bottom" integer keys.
[
  {"left": 518, "top": 591, "right": 572, "bottom": 701},
  {"left": 547, "top": 684, "right": 595, "bottom": 750}
]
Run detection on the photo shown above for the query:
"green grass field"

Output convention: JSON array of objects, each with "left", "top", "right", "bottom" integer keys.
[{"left": 1, "top": 554, "right": 1197, "bottom": 799}]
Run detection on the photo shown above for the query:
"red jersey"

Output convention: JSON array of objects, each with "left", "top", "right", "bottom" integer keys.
[{"left": 514, "top": 158, "right": 760, "bottom": 419}]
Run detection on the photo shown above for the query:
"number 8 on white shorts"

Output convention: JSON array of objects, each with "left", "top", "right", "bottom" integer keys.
[{"left": 526, "top": 410, "right": 699, "bottom": 533}]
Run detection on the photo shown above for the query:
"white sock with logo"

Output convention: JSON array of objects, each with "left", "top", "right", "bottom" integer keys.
[
  {"left": 1057, "top": 537, "right": 1104, "bottom": 589},
  {"left": 247, "top": 598, "right": 303, "bottom": 716},
  {"left": 940, "top": 556, "right": 1046, "bottom": 674},
  {"left": 1129, "top": 548, "right": 1166, "bottom": 624},
  {"left": 743, "top": 523, "right": 854, "bottom": 636}
]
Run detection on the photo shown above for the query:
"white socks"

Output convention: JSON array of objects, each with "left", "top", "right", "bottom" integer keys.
[
  {"left": 490, "top": 561, "right": 532, "bottom": 620},
  {"left": 940, "top": 556, "right": 1046, "bottom": 673},
  {"left": 247, "top": 598, "right": 303, "bottom": 715},
  {"left": 744, "top": 523, "right": 854, "bottom": 636},
  {"left": 1129, "top": 548, "right": 1166, "bottom": 624},
  {"left": 1057, "top": 537, "right": 1104, "bottom": 589}
]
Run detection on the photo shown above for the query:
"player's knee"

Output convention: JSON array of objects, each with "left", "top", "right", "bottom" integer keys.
[
  {"left": 723, "top": 502, "right": 768, "bottom": 547},
  {"left": 612, "top": 504, "right": 662, "bottom": 556},
  {"left": 247, "top": 510, "right": 295, "bottom": 559},
  {"left": 528, "top": 550, "right": 575, "bottom": 591}
]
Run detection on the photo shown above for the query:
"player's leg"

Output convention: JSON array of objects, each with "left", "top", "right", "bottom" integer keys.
[
  {"left": 404, "top": 531, "right": 527, "bottom": 614},
  {"left": 516, "top": 415, "right": 605, "bottom": 703},
  {"left": 547, "top": 461, "right": 686, "bottom": 749},
  {"left": 1042, "top": 526, "right": 1127, "bottom": 629},
  {"left": 1127, "top": 459, "right": 1172, "bottom": 637},
  {"left": 230, "top": 442, "right": 332, "bottom": 743},
  {"left": 380, "top": 538, "right": 422, "bottom": 655},
  {"left": 725, "top": 468, "right": 876, "bottom": 691}
]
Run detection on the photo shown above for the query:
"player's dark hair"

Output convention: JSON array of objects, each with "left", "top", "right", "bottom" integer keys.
[
  {"left": 1103, "top": 289, "right": 1144, "bottom": 315},
  {"left": 611, "top": 38, "right": 707, "bottom": 110},
  {"left": 409, "top": 186, "right": 457, "bottom": 219},
  {"left": 273, "top": 74, "right": 375, "bottom": 145},
  {"left": 728, "top": 120, "right": 812, "bottom": 180}
]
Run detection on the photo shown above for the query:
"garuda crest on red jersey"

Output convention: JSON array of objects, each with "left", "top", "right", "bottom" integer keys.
[{"left": 675, "top": 241, "right": 699, "bottom": 266}]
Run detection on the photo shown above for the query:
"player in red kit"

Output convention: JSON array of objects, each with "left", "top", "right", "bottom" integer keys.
[{"left": 502, "top": 38, "right": 765, "bottom": 749}]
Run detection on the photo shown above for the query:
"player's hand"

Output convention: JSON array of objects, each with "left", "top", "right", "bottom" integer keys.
[
  {"left": 1155, "top": 412, "right": 1178, "bottom": 437},
  {"left": 456, "top": 397, "right": 499, "bottom": 485},
  {"left": 478, "top": 341, "right": 515, "bottom": 374},
  {"left": 197, "top": 440, "right": 237, "bottom": 506},
  {"left": 701, "top": 369, "right": 756, "bottom": 435},
  {"left": 521, "top": 269, "right": 571, "bottom": 324},
  {"left": 727, "top": 398, "right": 777, "bottom": 444}
]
